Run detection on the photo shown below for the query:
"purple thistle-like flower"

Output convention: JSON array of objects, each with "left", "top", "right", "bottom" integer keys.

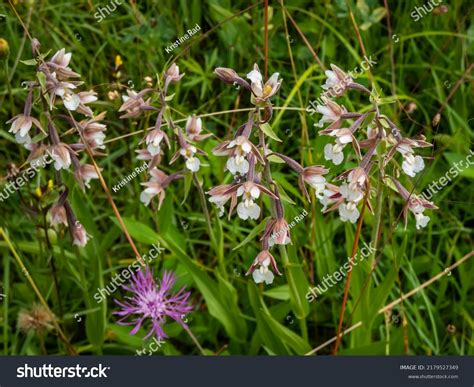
[{"left": 114, "top": 269, "right": 193, "bottom": 340}]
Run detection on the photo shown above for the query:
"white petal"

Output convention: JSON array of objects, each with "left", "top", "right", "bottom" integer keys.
[
  {"left": 250, "top": 186, "right": 260, "bottom": 199},
  {"left": 185, "top": 157, "right": 200, "bottom": 172},
  {"left": 140, "top": 191, "right": 153, "bottom": 206},
  {"left": 246, "top": 69, "right": 262, "bottom": 84},
  {"left": 147, "top": 143, "right": 161, "bottom": 156},
  {"left": 63, "top": 93, "right": 80, "bottom": 111},
  {"left": 415, "top": 212, "right": 430, "bottom": 229},
  {"left": 19, "top": 118, "right": 33, "bottom": 137}
]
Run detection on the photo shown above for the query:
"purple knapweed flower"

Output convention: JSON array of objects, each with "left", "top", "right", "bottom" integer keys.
[{"left": 114, "top": 269, "right": 193, "bottom": 340}]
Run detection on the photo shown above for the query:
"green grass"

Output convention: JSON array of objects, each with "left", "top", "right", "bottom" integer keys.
[{"left": 0, "top": 0, "right": 473, "bottom": 355}]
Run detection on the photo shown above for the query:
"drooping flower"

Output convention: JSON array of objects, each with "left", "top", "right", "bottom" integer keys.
[
  {"left": 397, "top": 142, "right": 425, "bottom": 177},
  {"left": 315, "top": 99, "right": 347, "bottom": 128},
  {"left": 207, "top": 184, "right": 238, "bottom": 218},
  {"left": 140, "top": 170, "right": 182, "bottom": 208},
  {"left": 321, "top": 64, "right": 352, "bottom": 95},
  {"left": 144, "top": 128, "right": 169, "bottom": 156},
  {"left": 246, "top": 63, "right": 282, "bottom": 104},
  {"left": 300, "top": 165, "right": 329, "bottom": 199},
  {"left": 114, "top": 269, "right": 193, "bottom": 340},
  {"left": 6, "top": 114, "right": 43, "bottom": 144},
  {"left": 50, "top": 143, "right": 73, "bottom": 170},
  {"left": 180, "top": 145, "right": 201, "bottom": 172},
  {"left": 338, "top": 202, "right": 360, "bottom": 223},
  {"left": 265, "top": 218, "right": 291, "bottom": 246},
  {"left": 318, "top": 184, "right": 341, "bottom": 212},
  {"left": 324, "top": 143, "right": 345, "bottom": 165},
  {"left": 74, "top": 164, "right": 99, "bottom": 189},
  {"left": 165, "top": 63, "right": 184, "bottom": 89},
  {"left": 119, "top": 89, "right": 151, "bottom": 119},
  {"left": 50, "top": 204, "right": 68, "bottom": 227},
  {"left": 236, "top": 181, "right": 261, "bottom": 220},
  {"left": 76, "top": 90, "right": 98, "bottom": 117},
  {"left": 391, "top": 177, "right": 438, "bottom": 229},
  {"left": 47, "top": 48, "right": 80, "bottom": 79},
  {"left": 185, "top": 115, "right": 211, "bottom": 142},
  {"left": 72, "top": 221, "right": 89, "bottom": 247},
  {"left": 213, "top": 135, "right": 261, "bottom": 176},
  {"left": 246, "top": 250, "right": 282, "bottom": 285}
]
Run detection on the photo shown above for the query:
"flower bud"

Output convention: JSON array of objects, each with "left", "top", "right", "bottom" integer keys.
[
  {"left": 214, "top": 67, "right": 238, "bottom": 83},
  {"left": 0, "top": 38, "right": 10, "bottom": 60},
  {"left": 72, "top": 221, "right": 89, "bottom": 247},
  {"left": 31, "top": 38, "right": 41, "bottom": 54}
]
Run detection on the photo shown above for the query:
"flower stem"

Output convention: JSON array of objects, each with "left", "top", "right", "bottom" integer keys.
[
  {"left": 183, "top": 325, "right": 206, "bottom": 355},
  {"left": 333, "top": 190, "right": 369, "bottom": 355},
  {"left": 0, "top": 227, "right": 76, "bottom": 354},
  {"left": 193, "top": 174, "right": 226, "bottom": 278}
]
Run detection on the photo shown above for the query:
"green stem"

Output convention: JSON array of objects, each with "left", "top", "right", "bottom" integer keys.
[
  {"left": 193, "top": 174, "right": 226, "bottom": 278},
  {"left": 183, "top": 325, "right": 206, "bottom": 355},
  {"left": 4, "top": 59, "right": 14, "bottom": 117}
]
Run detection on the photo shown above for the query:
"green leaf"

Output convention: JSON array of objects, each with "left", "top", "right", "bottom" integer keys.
[
  {"left": 263, "top": 285, "right": 290, "bottom": 301},
  {"left": 181, "top": 173, "right": 193, "bottom": 205},
  {"left": 260, "top": 122, "right": 282, "bottom": 142},
  {"left": 110, "top": 217, "right": 159, "bottom": 245},
  {"left": 282, "top": 244, "right": 310, "bottom": 319},
  {"left": 20, "top": 58, "right": 37, "bottom": 66},
  {"left": 248, "top": 283, "right": 310, "bottom": 354},
  {"left": 164, "top": 93, "right": 175, "bottom": 102},
  {"left": 232, "top": 217, "right": 269, "bottom": 251},
  {"left": 267, "top": 154, "right": 286, "bottom": 163}
]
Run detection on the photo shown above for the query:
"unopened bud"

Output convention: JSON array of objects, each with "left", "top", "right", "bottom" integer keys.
[
  {"left": 432, "top": 113, "right": 441, "bottom": 127},
  {"left": 31, "top": 38, "right": 40, "bottom": 54},
  {"left": 0, "top": 38, "right": 9, "bottom": 60},
  {"left": 214, "top": 67, "right": 238, "bottom": 83}
]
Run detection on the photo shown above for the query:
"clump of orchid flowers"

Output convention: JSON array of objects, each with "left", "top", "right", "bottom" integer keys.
[
  {"left": 308, "top": 64, "right": 437, "bottom": 229},
  {"left": 118, "top": 63, "right": 209, "bottom": 208},
  {"left": 5, "top": 39, "right": 108, "bottom": 247},
  {"left": 209, "top": 64, "right": 330, "bottom": 285}
]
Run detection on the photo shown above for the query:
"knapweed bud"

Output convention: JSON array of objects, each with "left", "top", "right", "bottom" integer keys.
[{"left": 0, "top": 38, "right": 10, "bottom": 60}]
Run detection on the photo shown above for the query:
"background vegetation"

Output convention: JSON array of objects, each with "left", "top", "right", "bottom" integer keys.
[{"left": 0, "top": 0, "right": 473, "bottom": 355}]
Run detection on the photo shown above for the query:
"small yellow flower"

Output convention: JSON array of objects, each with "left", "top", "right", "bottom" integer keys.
[
  {"left": 115, "top": 55, "right": 123, "bottom": 70},
  {"left": 35, "top": 187, "right": 42, "bottom": 197},
  {"left": 0, "top": 38, "right": 9, "bottom": 60},
  {"left": 47, "top": 179, "right": 54, "bottom": 190}
]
